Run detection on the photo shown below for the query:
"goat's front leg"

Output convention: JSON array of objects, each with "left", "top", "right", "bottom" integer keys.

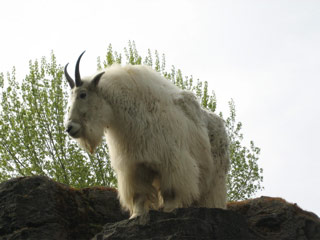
[
  {"left": 129, "top": 163, "right": 158, "bottom": 219},
  {"left": 130, "top": 193, "right": 148, "bottom": 219}
]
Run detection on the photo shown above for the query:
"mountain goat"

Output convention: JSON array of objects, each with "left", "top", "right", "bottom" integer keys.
[{"left": 64, "top": 51, "right": 230, "bottom": 218}]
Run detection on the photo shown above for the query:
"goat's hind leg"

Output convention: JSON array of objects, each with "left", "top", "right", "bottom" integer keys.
[{"left": 161, "top": 188, "right": 181, "bottom": 212}]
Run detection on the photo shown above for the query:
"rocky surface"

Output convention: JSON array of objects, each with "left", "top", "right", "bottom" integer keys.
[
  {"left": 228, "top": 197, "right": 320, "bottom": 240},
  {"left": 93, "top": 207, "right": 255, "bottom": 240},
  {"left": 93, "top": 197, "right": 320, "bottom": 240},
  {"left": 0, "top": 176, "right": 319, "bottom": 240},
  {"left": 0, "top": 176, "right": 128, "bottom": 240}
]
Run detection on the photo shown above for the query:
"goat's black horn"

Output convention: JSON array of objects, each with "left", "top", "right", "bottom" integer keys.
[
  {"left": 64, "top": 63, "right": 75, "bottom": 89},
  {"left": 92, "top": 71, "right": 105, "bottom": 86},
  {"left": 75, "top": 51, "right": 86, "bottom": 87}
]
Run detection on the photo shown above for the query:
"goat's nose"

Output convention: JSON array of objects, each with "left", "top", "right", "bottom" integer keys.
[
  {"left": 65, "top": 122, "right": 81, "bottom": 138},
  {"left": 66, "top": 125, "right": 72, "bottom": 133}
]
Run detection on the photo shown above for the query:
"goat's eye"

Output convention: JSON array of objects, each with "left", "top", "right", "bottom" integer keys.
[{"left": 80, "top": 93, "right": 87, "bottom": 99}]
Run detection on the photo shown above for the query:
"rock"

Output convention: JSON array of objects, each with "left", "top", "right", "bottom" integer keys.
[
  {"left": 228, "top": 196, "right": 320, "bottom": 240},
  {"left": 92, "top": 208, "right": 255, "bottom": 240},
  {"left": 93, "top": 198, "right": 320, "bottom": 240},
  {"left": 0, "top": 176, "right": 319, "bottom": 240},
  {"left": 0, "top": 176, "right": 128, "bottom": 240}
]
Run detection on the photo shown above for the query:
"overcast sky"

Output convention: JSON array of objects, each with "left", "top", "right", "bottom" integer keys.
[{"left": 1, "top": 0, "right": 319, "bottom": 216}]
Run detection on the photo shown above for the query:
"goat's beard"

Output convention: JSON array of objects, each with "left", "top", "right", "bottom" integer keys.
[{"left": 76, "top": 124, "right": 104, "bottom": 154}]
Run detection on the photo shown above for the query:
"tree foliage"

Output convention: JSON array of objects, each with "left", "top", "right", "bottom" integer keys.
[
  {"left": 0, "top": 41, "right": 263, "bottom": 200},
  {"left": 224, "top": 100, "right": 263, "bottom": 201},
  {"left": 0, "top": 53, "right": 115, "bottom": 188}
]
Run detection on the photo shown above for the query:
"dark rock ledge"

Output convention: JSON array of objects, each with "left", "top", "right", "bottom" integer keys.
[{"left": 0, "top": 176, "right": 319, "bottom": 240}]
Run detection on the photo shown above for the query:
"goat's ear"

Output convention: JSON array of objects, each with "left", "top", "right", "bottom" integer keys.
[{"left": 92, "top": 72, "right": 105, "bottom": 87}]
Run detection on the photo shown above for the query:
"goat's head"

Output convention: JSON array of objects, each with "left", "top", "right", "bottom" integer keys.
[{"left": 64, "top": 51, "right": 112, "bottom": 153}]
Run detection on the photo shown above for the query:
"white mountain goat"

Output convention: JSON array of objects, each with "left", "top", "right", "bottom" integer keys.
[{"left": 64, "top": 51, "right": 230, "bottom": 218}]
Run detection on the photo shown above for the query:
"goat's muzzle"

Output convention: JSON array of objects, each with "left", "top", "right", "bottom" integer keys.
[{"left": 65, "top": 122, "right": 81, "bottom": 138}]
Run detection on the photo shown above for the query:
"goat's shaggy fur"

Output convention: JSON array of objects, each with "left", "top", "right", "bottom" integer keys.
[{"left": 66, "top": 63, "right": 230, "bottom": 218}]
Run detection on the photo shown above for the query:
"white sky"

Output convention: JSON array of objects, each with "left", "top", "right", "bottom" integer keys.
[{"left": 1, "top": 0, "right": 319, "bottom": 216}]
